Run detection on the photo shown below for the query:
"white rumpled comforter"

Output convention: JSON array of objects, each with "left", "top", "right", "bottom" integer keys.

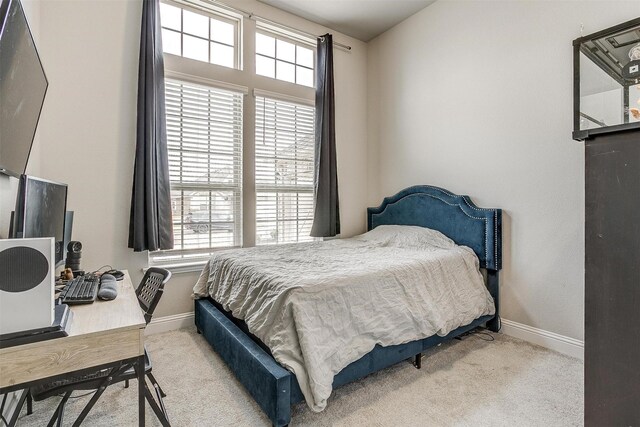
[{"left": 193, "top": 225, "right": 495, "bottom": 412}]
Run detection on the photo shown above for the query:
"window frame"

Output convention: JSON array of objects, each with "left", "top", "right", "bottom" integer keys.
[
  {"left": 160, "top": 0, "right": 243, "bottom": 70},
  {"left": 149, "top": 75, "right": 246, "bottom": 266},
  {"left": 255, "top": 29, "right": 316, "bottom": 88}
]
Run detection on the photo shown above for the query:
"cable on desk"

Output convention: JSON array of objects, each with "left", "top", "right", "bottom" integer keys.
[{"left": 89, "top": 265, "right": 113, "bottom": 275}]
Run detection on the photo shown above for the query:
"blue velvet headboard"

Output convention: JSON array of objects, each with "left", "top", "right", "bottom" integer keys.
[{"left": 367, "top": 185, "right": 502, "bottom": 271}]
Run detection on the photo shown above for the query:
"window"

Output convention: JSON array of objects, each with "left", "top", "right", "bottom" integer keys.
[
  {"left": 255, "top": 32, "right": 314, "bottom": 87},
  {"left": 160, "top": 1, "right": 239, "bottom": 69},
  {"left": 255, "top": 96, "right": 315, "bottom": 245},
  {"left": 151, "top": 78, "right": 243, "bottom": 265},
  {"left": 156, "top": 2, "right": 318, "bottom": 266}
]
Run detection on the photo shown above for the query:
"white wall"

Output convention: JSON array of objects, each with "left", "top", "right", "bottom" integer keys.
[
  {"left": 19, "top": 0, "right": 368, "bottom": 318},
  {"left": 367, "top": 0, "right": 640, "bottom": 341}
]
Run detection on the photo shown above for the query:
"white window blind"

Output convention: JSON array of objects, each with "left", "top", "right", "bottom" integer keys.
[
  {"left": 151, "top": 78, "right": 243, "bottom": 265},
  {"left": 255, "top": 96, "right": 315, "bottom": 245}
]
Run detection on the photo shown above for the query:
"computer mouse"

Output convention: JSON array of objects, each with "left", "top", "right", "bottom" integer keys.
[{"left": 103, "top": 269, "right": 124, "bottom": 280}]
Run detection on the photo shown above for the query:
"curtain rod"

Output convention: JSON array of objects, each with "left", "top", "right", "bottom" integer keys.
[{"left": 192, "top": 0, "right": 352, "bottom": 51}]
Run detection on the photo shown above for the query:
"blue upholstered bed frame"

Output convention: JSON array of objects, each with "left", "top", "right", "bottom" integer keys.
[{"left": 194, "top": 185, "right": 502, "bottom": 426}]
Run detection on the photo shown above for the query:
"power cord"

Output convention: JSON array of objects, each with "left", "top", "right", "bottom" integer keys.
[
  {"left": 470, "top": 330, "right": 495, "bottom": 341},
  {"left": 456, "top": 329, "right": 495, "bottom": 341},
  {"left": 89, "top": 265, "right": 113, "bottom": 275},
  {"left": 456, "top": 317, "right": 501, "bottom": 342},
  {"left": 60, "top": 390, "right": 97, "bottom": 399}
]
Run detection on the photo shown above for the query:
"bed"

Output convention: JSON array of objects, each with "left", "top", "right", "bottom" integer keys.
[{"left": 193, "top": 185, "right": 502, "bottom": 426}]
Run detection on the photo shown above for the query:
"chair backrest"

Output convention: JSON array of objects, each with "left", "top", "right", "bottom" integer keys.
[{"left": 136, "top": 267, "right": 171, "bottom": 324}]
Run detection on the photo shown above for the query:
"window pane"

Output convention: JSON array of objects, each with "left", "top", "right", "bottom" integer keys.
[
  {"left": 256, "top": 192, "right": 313, "bottom": 245},
  {"left": 159, "top": 3, "right": 239, "bottom": 70},
  {"left": 160, "top": 3, "right": 181, "bottom": 31},
  {"left": 162, "top": 29, "right": 181, "bottom": 56},
  {"left": 296, "top": 45, "right": 313, "bottom": 68},
  {"left": 183, "top": 34, "right": 208, "bottom": 62},
  {"left": 276, "top": 39, "right": 295, "bottom": 62},
  {"left": 256, "top": 55, "right": 275, "bottom": 78},
  {"left": 210, "top": 42, "right": 234, "bottom": 68},
  {"left": 296, "top": 66, "right": 313, "bottom": 87},
  {"left": 176, "top": 190, "right": 236, "bottom": 249},
  {"left": 276, "top": 60, "right": 295, "bottom": 83},
  {"left": 255, "top": 34, "right": 317, "bottom": 87},
  {"left": 183, "top": 9, "right": 209, "bottom": 38},
  {"left": 211, "top": 19, "right": 234, "bottom": 45},
  {"left": 256, "top": 33, "right": 275, "bottom": 57}
]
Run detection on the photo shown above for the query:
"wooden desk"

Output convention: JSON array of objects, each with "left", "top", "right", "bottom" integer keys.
[{"left": 0, "top": 270, "right": 146, "bottom": 426}]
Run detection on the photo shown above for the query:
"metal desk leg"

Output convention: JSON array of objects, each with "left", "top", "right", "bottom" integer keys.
[
  {"left": 8, "top": 390, "right": 29, "bottom": 427},
  {"left": 137, "top": 355, "right": 145, "bottom": 426}
]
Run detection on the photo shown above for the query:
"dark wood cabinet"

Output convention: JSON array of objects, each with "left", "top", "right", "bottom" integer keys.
[{"left": 585, "top": 130, "right": 640, "bottom": 426}]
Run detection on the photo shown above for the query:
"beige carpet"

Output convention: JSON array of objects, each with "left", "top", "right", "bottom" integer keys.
[{"left": 17, "top": 328, "right": 583, "bottom": 426}]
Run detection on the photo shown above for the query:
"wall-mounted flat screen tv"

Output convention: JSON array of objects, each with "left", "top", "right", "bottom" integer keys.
[{"left": 0, "top": 0, "right": 48, "bottom": 177}]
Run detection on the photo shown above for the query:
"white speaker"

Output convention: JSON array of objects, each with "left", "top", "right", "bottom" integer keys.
[{"left": 0, "top": 237, "right": 55, "bottom": 335}]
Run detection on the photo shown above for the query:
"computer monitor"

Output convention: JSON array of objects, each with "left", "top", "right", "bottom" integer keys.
[{"left": 12, "top": 175, "right": 68, "bottom": 266}]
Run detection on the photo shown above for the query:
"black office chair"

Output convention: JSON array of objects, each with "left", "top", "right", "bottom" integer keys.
[{"left": 23, "top": 268, "right": 172, "bottom": 427}]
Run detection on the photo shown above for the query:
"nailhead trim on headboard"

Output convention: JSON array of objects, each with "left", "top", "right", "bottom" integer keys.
[
  {"left": 367, "top": 185, "right": 502, "bottom": 271},
  {"left": 462, "top": 197, "right": 500, "bottom": 272}
]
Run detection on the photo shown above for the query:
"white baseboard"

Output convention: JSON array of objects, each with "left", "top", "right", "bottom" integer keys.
[
  {"left": 144, "top": 312, "right": 584, "bottom": 360},
  {"left": 146, "top": 312, "right": 194, "bottom": 335},
  {"left": 500, "top": 318, "right": 584, "bottom": 360}
]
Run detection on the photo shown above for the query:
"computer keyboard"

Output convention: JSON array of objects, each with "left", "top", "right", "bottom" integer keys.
[{"left": 60, "top": 273, "right": 100, "bottom": 305}]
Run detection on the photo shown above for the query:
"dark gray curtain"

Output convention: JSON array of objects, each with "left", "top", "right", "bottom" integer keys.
[
  {"left": 129, "top": 0, "right": 173, "bottom": 252},
  {"left": 310, "top": 34, "right": 340, "bottom": 237}
]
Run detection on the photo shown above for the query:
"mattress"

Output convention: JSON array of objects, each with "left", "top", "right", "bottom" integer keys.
[{"left": 193, "top": 225, "right": 495, "bottom": 412}]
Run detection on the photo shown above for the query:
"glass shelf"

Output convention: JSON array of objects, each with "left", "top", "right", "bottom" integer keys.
[{"left": 573, "top": 18, "right": 640, "bottom": 141}]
